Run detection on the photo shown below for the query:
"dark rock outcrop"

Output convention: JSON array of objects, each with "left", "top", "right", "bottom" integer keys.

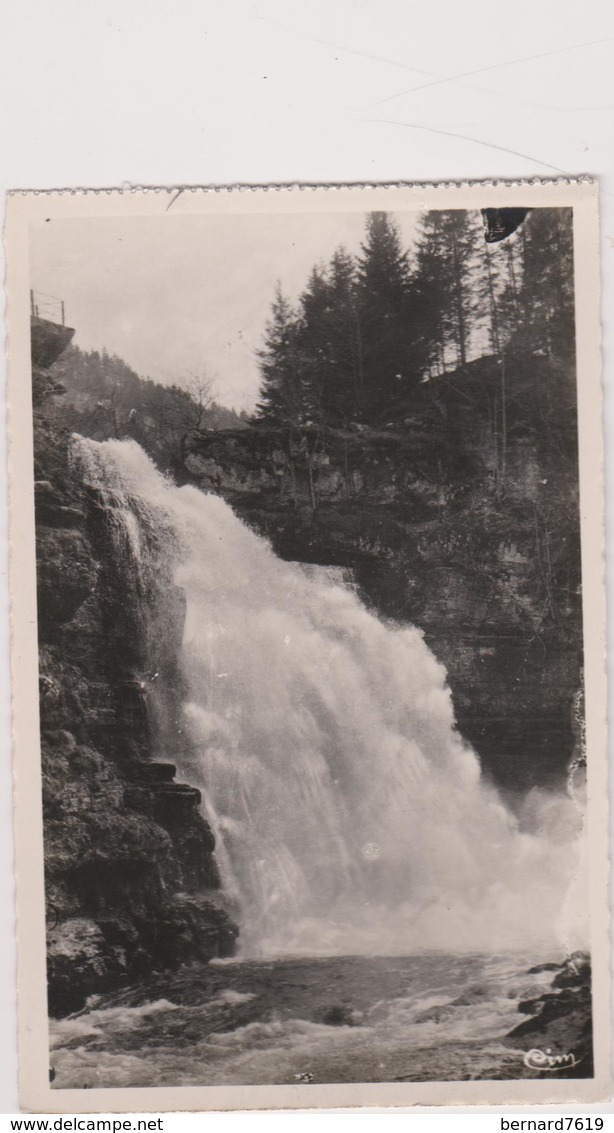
[
  {"left": 505, "top": 953, "right": 593, "bottom": 1078},
  {"left": 31, "top": 316, "right": 75, "bottom": 371},
  {"left": 35, "top": 415, "right": 237, "bottom": 1018}
]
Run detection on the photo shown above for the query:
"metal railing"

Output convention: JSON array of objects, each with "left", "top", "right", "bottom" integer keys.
[{"left": 30, "top": 289, "right": 66, "bottom": 325}]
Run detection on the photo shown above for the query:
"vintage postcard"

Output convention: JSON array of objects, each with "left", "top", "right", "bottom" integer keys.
[{"left": 5, "top": 180, "right": 609, "bottom": 1110}]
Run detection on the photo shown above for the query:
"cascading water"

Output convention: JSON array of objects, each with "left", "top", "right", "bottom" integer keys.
[{"left": 72, "top": 436, "right": 587, "bottom": 960}]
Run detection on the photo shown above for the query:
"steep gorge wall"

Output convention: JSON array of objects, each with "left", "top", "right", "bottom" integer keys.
[
  {"left": 34, "top": 410, "right": 237, "bottom": 1017},
  {"left": 182, "top": 362, "right": 583, "bottom": 799},
  {"left": 32, "top": 344, "right": 583, "bottom": 1012}
]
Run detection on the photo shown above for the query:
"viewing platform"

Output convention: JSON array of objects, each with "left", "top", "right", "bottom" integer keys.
[{"left": 30, "top": 289, "right": 75, "bottom": 369}]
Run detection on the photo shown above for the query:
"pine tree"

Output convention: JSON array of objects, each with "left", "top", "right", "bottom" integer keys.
[
  {"left": 473, "top": 232, "right": 520, "bottom": 357},
  {"left": 495, "top": 240, "right": 523, "bottom": 351},
  {"left": 296, "top": 265, "right": 334, "bottom": 426},
  {"left": 510, "top": 208, "right": 577, "bottom": 480},
  {"left": 446, "top": 211, "right": 480, "bottom": 367},
  {"left": 356, "top": 212, "right": 419, "bottom": 418},
  {"left": 414, "top": 210, "right": 481, "bottom": 374},
  {"left": 413, "top": 210, "right": 452, "bottom": 376},
  {"left": 513, "top": 208, "right": 575, "bottom": 363},
  {"left": 328, "top": 247, "right": 364, "bottom": 423},
  {"left": 471, "top": 235, "right": 515, "bottom": 493},
  {"left": 481, "top": 243, "right": 502, "bottom": 354},
  {"left": 255, "top": 285, "right": 305, "bottom": 427},
  {"left": 297, "top": 248, "right": 363, "bottom": 426}
]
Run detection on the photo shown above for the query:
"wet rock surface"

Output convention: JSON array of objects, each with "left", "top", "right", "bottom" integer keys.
[{"left": 35, "top": 415, "right": 238, "bottom": 1017}]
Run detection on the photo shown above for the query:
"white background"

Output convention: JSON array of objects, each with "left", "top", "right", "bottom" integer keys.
[{"left": 1, "top": 0, "right": 613, "bottom": 1123}]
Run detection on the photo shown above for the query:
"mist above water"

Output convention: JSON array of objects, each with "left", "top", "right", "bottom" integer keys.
[{"left": 73, "top": 437, "right": 587, "bottom": 958}]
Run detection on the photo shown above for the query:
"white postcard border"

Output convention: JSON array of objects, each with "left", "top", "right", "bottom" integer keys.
[{"left": 4, "top": 179, "right": 609, "bottom": 1111}]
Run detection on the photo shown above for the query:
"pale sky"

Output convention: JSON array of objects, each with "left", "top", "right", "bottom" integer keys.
[{"left": 29, "top": 210, "right": 421, "bottom": 412}]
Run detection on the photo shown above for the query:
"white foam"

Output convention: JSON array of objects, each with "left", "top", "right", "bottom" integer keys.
[{"left": 73, "top": 436, "right": 587, "bottom": 958}]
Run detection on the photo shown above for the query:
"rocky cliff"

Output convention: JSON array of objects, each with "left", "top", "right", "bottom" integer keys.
[
  {"left": 34, "top": 344, "right": 583, "bottom": 1014},
  {"left": 34, "top": 405, "right": 237, "bottom": 1018},
  {"left": 180, "top": 355, "right": 583, "bottom": 799}
]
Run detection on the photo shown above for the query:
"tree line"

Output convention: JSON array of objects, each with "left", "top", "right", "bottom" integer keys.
[
  {"left": 255, "top": 208, "right": 575, "bottom": 430},
  {"left": 47, "top": 345, "right": 248, "bottom": 470}
]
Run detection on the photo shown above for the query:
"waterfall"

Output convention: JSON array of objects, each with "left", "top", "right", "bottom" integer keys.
[{"left": 72, "top": 436, "right": 587, "bottom": 958}]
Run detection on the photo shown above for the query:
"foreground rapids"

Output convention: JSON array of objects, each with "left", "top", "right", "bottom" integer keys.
[{"left": 49, "top": 952, "right": 576, "bottom": 1088}]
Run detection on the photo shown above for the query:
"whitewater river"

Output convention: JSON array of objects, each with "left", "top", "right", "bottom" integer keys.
[{"left": 50, "top": 953, "right": 558, "bottom": 1088}]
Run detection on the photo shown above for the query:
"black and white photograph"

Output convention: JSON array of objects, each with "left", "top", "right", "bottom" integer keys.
[{"left": 5, "top": 182, "right": 608, "bottom": 1110}]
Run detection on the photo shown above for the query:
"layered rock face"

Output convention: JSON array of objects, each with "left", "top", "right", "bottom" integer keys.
[
  {"left": 181, "top": 358, "right": 583, "bottom": 798},
  {"left": 35, "top": 415, "right": 237, "bottom": 1018}
]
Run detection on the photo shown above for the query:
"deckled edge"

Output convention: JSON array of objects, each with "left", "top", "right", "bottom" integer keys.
[{"left": 6, "top": 174, "right": 597, "bottom": 197}]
